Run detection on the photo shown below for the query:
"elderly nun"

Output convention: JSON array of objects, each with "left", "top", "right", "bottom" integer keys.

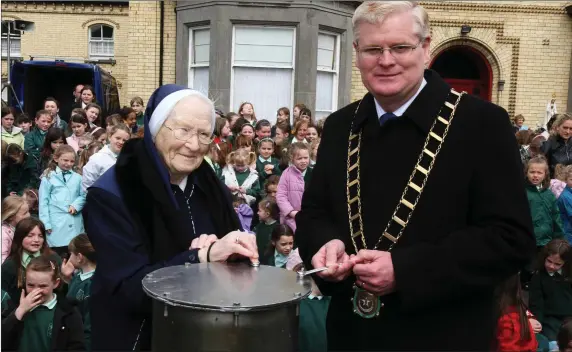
[{"left": 83, "top": 85, "right": 259, "bottom": 351}]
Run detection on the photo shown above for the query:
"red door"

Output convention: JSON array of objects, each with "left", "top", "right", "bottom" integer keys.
[{"left": 444, "top": 78, "right": 488, "bottom": 100}]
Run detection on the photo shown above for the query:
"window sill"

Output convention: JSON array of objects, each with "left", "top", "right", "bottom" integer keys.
[
  {"left": 85, "top": 58, "right": 116, "bottom": 65},
  {"left": 1, "top": 56, "right": 23, "bottom": 61}
]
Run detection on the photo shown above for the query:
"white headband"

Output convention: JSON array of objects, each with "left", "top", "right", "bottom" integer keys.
[{"left": 148, "top": 89, "right": 216, "bottom": 138}]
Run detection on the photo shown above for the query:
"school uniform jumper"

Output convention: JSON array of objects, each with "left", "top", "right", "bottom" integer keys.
[
  {"left": 296, "top": 69, "right": 535, "bottom": 351},
  {"left": 557, "top": 186, "right": 572, "bottom": 243},
  {"left": 39, "top": 168, "right": 85, "bottom": 249},
  {"left": 529, "top": 269, "right": 572, "bottom": 341},
  {"left": 276, "top": 165, "right": 312, "bottom": 232},
  {"left": 221, "top": 166, "right": 260, "bottom": 205},
  {"left": 525, "top": 184, "right": 565, "bottom": 247},
  {"left": 5, "top": 153, "right": 39, "bottom": 196},
  {"left": 2, "top": 295, "right": 86, "bottom": 352},
  {"left": 67, "top": 270, "right": 94, "bottom": 351},
  {"left": 255, "top": 156, "right": 282, "bottom": 189},
  {"left": 254, "top": 220, "right": 278, "bottom": 259},
  {"left": 24, "top": 127, "right": 47, "bottom": 162}
]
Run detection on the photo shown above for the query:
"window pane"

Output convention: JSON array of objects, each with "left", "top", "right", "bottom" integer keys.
[
  {"left": 102, "top": 25, "right": 113, "bottom": 39},
  {"left": 1, "top": 38, "right": 6, "bottom": 56},
  {"left": 91, "top": 25, "right": 102, "bottom": 39},
  {"left": 191, "top": 67, "right": 209, "bottom": 96},
  {"left": 233, "top": 67, "right": 292, "bottom": 125},
  {"left": 234, "top": 27, "right": 294, "bottom": 67},
  {"left": 192, "top": 29, "right": 210, "bottom": 65},
  {"left": 317, "top": 33, "right": 336, "bottom": 70},
  {"left": 11, "top": 38, "right": 21, "bottom": 56},
  {"left": 316, "top": 71, "right": 334, "bottom": 111}
]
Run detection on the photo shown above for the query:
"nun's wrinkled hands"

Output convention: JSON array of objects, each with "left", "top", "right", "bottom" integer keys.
[
  {"left": 198, "top": 231, "right": 259, "bottom": 264},
  {"left": 190, "top": 234, "right": 218, "bottom": 250}
]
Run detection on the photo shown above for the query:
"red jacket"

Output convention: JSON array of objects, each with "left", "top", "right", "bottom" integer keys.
[{"left": 497, "top": 307, "right": 538, "bottom": 352}]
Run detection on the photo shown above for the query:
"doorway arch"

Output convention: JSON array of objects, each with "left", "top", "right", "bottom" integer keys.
[{"left": 430, "top": 46, "right": 493, "bottom": 101}]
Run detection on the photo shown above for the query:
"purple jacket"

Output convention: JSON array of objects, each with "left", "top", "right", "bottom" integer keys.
[
  {"left": 236, "top": 203, "right": 253, "bottom": 232},
  {"left": 276, "top": 165, "right": 305, "bottom": 232}
]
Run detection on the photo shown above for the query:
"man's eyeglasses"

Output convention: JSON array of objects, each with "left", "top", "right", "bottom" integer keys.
[
  {"left": 163, "top": 125, "right": 214, "bottom": 145},
  {"left": 357, "top": 40, "right": 424, "bottom": 60}
]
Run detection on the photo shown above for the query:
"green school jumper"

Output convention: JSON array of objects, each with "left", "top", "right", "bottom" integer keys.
[
  {"left": 253, "top": 220, "right": 278, "bottom": 259},
  {"left": 298, "top": 295, "right": 331, "bottom": 352},
  {"left": 234, "top": 169, "right": 261, "bottom": 199},
  {"left": 255, "top": 156, "right": 282, "bottom": 189},
  {"left": 67, "top": 270, "right": 93, "bottom": 351},
  {"left": 18, "top": 294, "right": 57, "bottom": 352}
]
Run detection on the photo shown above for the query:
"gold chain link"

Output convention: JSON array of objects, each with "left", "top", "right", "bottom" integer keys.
[{"left": 346, "top": 90, "right": 466, "bottom": 254}]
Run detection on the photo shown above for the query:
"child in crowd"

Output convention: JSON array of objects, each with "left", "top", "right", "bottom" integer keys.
[
  {"left": 233, "top": 196, "right": 254, "bottom": 233},
  {"left": 306, "top": 125, "right": 319, "bottom": 144},
  {"left": 22, "top": 188, "right": 39, "bottom": 219},
  {"left": 254, "top": 197, "right": 279, "bottom": 259},
  {"left": 291, "top": 120, "right": 309, "bottom": 144},
  {"left": 1, "top": 196, "right": 30, "bottom": 263},
  {"left": 90, "top": 127, "right": 107, "bottom": 145},
  {"left": 82, "top": 124, "right": 131, "bottom": 193},
  {"left": 2, "top": 107, "right": 24, "bottom": 148},
  {"left": 310, "top": 138, "right": 321, "bottom": 166},
  {"left": 44, "top": 97, "right": 68, "bottom": 134},
  {"left": 105, "top": 114, "right": 122, "bottom": 136},
  {"left": 261, "top": 224, "right": 294, "bottom": 267},
  {"left": 235, "top": 135, "right": 254, "bottom": 153},
  {"left": 76, "top": 142, "right": 104, "bottom": 176},
  {"left": 495, "top": 274, "right": 539, "bottom": 352},
  {"left": 292, "top": 103, "right": 307, "bottom": 125},
  {"left": 130, "top": 96, "right": 145, "bottom": 131},
  {"left": 213, "top": 117, "right": 232, "bottom": 148},
  {"left": 24, "top": 110, "right": 53, "bottom": 161},
  {"left": 221, "top": 148, "right": 260, "bottom": 206},
  {"left": 254, "top": 120, "right": 272, "bottom": 144},
  {"left": 273, "top": 107, "right": 291, "bottom": 137},
  {"left": 118, "top": 107, "right": 137, "bottom": 133},
  {"left": 66, "top": 112, "right": 91, "bottom": 153},
  {"left": 39, "top": 128, "right": 67, "bottom": 176},
  {"left": 205, "top": 143, "right": 222, "bottom": 179},
  {"left": 16, "top": 114, "right": 32, "bottom": 136},
  {"left": 39, "top": 145, "right": 85, "bottom": 258},
  {"left": 256, "top": 138, "right": 282, "bottom": 189},
  {"left": 85, "top": 103, "right": 101, "bottom": 129},
  {"left": 298, "top": 107, "right": 313, "bottom": 125},
  {"left": 558, "top": 320, "right": 572, "bottom": 352},
  {"left": 5, "top": 144, "right": 39, "bottom": 196},
  {"left": 226, "top": 112, "right": 240, "bottom": 132},
  {"left": 239, "top": 102, "right": 256, "bottom": 124},
  {"left": 240, "top": 123, "right": 255, "bottom": 142},
  {"left": 2, "top": 256, "right": 85, "bottom": 351},
  {"left": 78, "top": 135, "right": 94, "bottom": 155},
  {"left": 264, "top": 175, "right": 280, "bottom": 199},
  {"left": 1, "top": 218, "right": 61, "bottom": 307},
  {"left": 558, "top": 166, "right": 572, "bottom": 243},
  {"left": 276, "top": 143, "right": 312, "bottom": 232},
  {"left": 286, "top": 249, "right": 330, "bottom": 352},
  {"left": 529, "top": 239, "right": 572, "bottom": 350},
  {"left": 551, "top": 164, "right": 567, "bottom": 199},
  {"left": 525, "top": 157, "right": 564, "bottom": 250},
  {"left": 63, "top": 233, "right": 96, "bottom": 351}
]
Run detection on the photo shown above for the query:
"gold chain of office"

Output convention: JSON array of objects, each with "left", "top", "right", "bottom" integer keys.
[{"left": 345, "top": 89, "right": 466, "bottom": 254}]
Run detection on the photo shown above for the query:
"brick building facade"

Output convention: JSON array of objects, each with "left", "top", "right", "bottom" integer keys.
[{"left": 2, "top": 1, "right": 571, "bottom": 126}]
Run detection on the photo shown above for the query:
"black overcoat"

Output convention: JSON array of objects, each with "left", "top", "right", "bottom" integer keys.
[{"left": 296, "top": 70, "right": 536, "bottom": 351}]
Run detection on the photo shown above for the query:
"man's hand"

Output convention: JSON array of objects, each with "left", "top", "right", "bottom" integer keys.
[
  {"left": 351, "top": 250, "right": 396, "bottom": 296},
  {"left": 311, "top": 239, "right": 353, "bottom": 282}
]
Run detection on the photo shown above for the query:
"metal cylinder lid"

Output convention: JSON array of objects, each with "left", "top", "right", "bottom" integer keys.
[{"left": 143, "top": 262, "right": 311, "bottom": 312}]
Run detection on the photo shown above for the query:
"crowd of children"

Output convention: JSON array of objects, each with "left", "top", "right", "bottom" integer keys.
[{"left": 2, "top": 92, "right": 572, "bottom": 351}]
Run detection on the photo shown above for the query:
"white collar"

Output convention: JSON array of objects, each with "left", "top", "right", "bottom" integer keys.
[
  {"left": 548, "top": 269, "right": 563, "bottom": 276},
  {"left": 176, "top": 176, "right": 188, "bottom": 192},
  {"left": 265, "top": 219, "right": 277, "bottom": 225},
  {"left": 79, "top": 269, "right": 95, "bottom": 281},
  {"left": 259, "top": 155, "right": 272, "bottom": 163},
  {"left": 374, "top": 78, "right": 427, "bottom": 118},
  {"left": 301, "top": 168, "right": 307, "bottom": 177}
]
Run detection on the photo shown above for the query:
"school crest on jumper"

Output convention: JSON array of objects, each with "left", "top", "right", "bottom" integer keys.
[
  {"left": 76, "top": 289, "right": 85, "bottom": 301},
  {"left": 47, "top": 322, "right": 53, "bottom": 338}
]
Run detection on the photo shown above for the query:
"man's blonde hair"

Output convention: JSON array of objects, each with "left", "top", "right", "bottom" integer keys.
[{"left": 352, "top": 1, "right": 430, "bottom": 44}]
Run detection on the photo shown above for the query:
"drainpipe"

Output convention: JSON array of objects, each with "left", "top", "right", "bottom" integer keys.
[{"left": 159, "top": 1, "right": 165, "bottom": 86}]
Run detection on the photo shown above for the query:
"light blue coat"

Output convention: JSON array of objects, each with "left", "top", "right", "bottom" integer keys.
[{"left": 39, "top": 167, "right": 86, "bottom": 247}]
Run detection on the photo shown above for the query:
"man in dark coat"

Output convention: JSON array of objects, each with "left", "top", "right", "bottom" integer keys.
[{"left": 296, "top": 2, "right": 536, "bottom": 351}]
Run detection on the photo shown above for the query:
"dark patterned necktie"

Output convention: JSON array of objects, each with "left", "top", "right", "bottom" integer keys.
[{"left": 62, "top": 170, "right": 71, "bottom": 183}]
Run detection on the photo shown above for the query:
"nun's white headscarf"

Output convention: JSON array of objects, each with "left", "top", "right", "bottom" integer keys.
[{"left": 147, "top": 89, "right": 216, "bottom": 139}]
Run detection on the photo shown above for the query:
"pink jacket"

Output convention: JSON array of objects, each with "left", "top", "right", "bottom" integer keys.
[
  {"left": 2, "top": 223, "right": 14, "bottom": 263},
  {"left": 550, "top": 179, "right": 566, "bottom": 199},
  {"left": 276, "top": 166, "right": 305, "bottom": 232}
]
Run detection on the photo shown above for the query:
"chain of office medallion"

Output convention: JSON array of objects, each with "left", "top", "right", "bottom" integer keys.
[{"left": 346, "top": 90, "right": 465, "bottom": 254}]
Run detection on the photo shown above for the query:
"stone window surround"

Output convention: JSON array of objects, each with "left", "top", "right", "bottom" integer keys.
[{"left": 175, "top": 1, "right": 355, "bottom": 114}]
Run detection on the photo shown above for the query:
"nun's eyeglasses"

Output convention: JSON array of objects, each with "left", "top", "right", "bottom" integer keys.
[{"left": 163, "top": 125, "right": 214, "bottom": 145}]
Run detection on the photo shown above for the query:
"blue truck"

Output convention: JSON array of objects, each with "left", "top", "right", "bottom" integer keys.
[{"left": 7, "top": 60, "right": 120, "bottom": 121}]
